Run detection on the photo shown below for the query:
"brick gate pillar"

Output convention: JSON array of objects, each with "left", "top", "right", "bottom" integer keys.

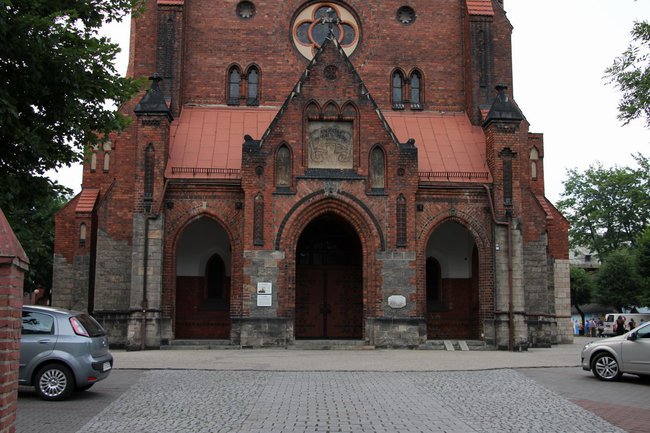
[{"left": 0, "top": 208, "right": 29, "bottom": 433}]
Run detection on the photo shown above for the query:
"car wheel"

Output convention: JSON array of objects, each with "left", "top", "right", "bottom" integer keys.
[
  {"left": 591, "top": 352, "right": 622, "bottom": 381},
  {"left": 35, "top": 364, "right": 75, "bottom": 400}
]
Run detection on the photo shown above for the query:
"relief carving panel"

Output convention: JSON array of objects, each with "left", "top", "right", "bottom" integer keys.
[{"left": 307, "top": 121, "right": 353, "bottom": 169}]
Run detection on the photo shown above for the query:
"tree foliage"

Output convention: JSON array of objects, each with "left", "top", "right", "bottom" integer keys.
[
  {"left": 570, "top": 266, "right": 594, "bottom": 326},
  {"left": 0, "top": 0, "right": 143, "bottom": 293},
  {"left": 0, "top": 0, "right": 143, "bottom": 177},
  {"left": 570, "top": 267, "right": 594, "bottom": 307},
  {"left": 605, "top": 20, "right": 650, "bottom": 128},
  {"left": 557, "top": 154, "right": 650, "bottom": 258},
  {"left": 637, "top": 228, "right": 650, "bottom": 305},
  {"left": 595, "top": 249, "right": 642, "bottom": 312}
]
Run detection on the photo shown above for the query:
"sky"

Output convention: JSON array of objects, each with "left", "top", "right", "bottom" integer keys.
[{"left": 49, "top": 0, "right": 650, "bottom": 204}]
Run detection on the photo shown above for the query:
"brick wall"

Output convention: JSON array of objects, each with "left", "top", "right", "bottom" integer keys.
[{"left": 0, "top": 209, "right": 28, "bottom": 433}]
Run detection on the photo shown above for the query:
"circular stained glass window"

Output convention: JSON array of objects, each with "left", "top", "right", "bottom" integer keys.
[
  {"left": 292, "top": 3, "right": 360, "bottom": 60},
  {"left": 236, "top": 1, "right": 256, "bottom": 20},
  {"left": 397, "top": 6, "right": 416, "bottom": 25}
]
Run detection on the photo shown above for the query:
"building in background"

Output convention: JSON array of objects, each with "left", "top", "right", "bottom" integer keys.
[{"left": 53, "top": 0, "right": 570, "bottom": 350}]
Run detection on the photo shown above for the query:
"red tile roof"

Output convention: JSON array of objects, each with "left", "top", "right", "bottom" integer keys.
[
  {"left": 535, "top": 195, "right": 557, "bottom": 221},
  {"left": 384, "top": 111, "right": 491, "bottom": 183},
  {"left": 166, "top": 105, "right": 277, "bottom": 179},
  {"left": 166, "top": 107, "right": 491, "bottom": 183},
  {"left": 75, "top": 188, "right": 99, "bottom": 213},
  {"left": 466, "top": 0, "right": 494, "bottom": 16}
]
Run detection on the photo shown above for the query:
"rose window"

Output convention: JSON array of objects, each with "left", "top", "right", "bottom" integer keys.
[{"left": 292, "top": 3, "right": 360, "bottom": 60}]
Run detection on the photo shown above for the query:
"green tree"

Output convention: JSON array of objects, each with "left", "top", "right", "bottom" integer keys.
[
  {"left": 595, "top": 249, "right": 642, "bottom": 312},
  {"left": 557, "top": 154, "right": 650, "bottom": 258},
  {"left": 0, "top": 0, "right": 143, "bottom": 293},
  {"left": 605, "top": 20, "right": 650, "bottom": 128},
  {"left": 2, "top": 174, "right": 69, "bottom": 296},
  {"left": 636, "top": 228, "right": 650, "bottom": 305},
  {"left": 570, "top": 266, "right": 594, "bottom": 331}
]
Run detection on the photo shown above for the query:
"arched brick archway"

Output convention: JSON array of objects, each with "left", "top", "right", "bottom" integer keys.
[
  {"left": 417, "top": 213, "right": 493, "bottom": 340},
  {"left": 276, "top": 194, "right": 383, "bottom": 339},
  {"left": 166, "top": 213, "right": 239, "bottom": 339}
]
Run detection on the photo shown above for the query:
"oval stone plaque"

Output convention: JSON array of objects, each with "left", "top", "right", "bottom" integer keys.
[{"left": 388, "top": 295, "right": 406, "bottom": 309}]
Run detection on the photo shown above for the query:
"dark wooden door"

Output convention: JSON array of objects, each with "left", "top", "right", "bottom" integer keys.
[{"left": 296, "top": 266, "right": 362, "bottom": 339}]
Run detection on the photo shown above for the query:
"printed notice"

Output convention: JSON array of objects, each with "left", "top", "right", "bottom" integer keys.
[
  {"left": 257, "top": 282, "right": 272, "bottom": 294},
  {"left": 257, "top": 294, "right": 272, "bottom": 307}
]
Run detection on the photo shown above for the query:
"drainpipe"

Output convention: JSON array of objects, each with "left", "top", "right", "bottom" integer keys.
[
  {"left": 483, "top": 185, "right": 514, "bottom": 351},
  {"left": 141, "top": 215, "right": 150, "bottom": 351},
  {"left": 141, "top": 180, "right": 168, "bottom": 350}
]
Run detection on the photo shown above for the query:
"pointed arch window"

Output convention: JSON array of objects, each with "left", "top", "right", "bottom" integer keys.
[
  {"left": 102, "top": 141, "right": 112, "bottom": 172},
  {"left": 144, "top": 144, "right": 155, "bottom": 213},
  {"left": 275, "top": 144, "right": 292, "bottom": 189},
  {"left": 396, "top": 194, "right": 407, "bottom": 247},
  {"left": 392, "top": 71, "right": 404, "bottom": 110},
  {"left": 90, "top": 145, "right": 98, "bottom": 172},
  {"left": 370, "top": 146, "right": 385, "bottom": 190},
  {"left": 410, "top": 70, "right": 422, "bottom": 110},
  {"left": 79, "top": 223, "right": 87, "bottom": 247},
  {"left": 253, "top": 193, "right": 264, "bottom": 246},
  {"left": 228, "top": 67, "right": 241, "bottom": 105},
  {"left": 246, "top": 67, "right": 259, "bottom": 106},
  {"left": 530, "top": 147, "right": 539, "bottom": 181}
]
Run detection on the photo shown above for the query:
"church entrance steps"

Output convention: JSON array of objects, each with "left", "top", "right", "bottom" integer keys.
[
  {"left": 419, "top": 340, "right": 489, "bottom": 351},
  {"left": 291, "top": 340, "right": 373, "bottom": 350},
  {"left": 161, "top": 339, "right": 234, "bottom": 350}
]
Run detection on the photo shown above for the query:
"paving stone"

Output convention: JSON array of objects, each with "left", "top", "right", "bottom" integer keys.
[{"left": 75, "top": 370, "right": 623, "bottom": 433}]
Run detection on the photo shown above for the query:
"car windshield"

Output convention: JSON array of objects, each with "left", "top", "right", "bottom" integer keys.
[{"left": 74, "top": 314, "right": 106, "bottom": 337}]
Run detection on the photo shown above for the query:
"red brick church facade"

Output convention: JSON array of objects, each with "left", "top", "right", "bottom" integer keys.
[{"left": 53, "top": 0, "right": 571, "bottom": 350}]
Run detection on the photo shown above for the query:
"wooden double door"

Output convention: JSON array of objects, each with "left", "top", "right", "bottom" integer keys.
[{"left": 295, "top": 265, "right": 363, "bottom": 339}]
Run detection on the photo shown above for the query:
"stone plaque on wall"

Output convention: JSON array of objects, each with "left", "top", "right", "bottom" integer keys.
[{"left": 307, "top": 121, "right": 353, "bottom": 169}]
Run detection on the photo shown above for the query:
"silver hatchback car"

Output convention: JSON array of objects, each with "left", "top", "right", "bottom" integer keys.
[
  {"left": 581, "top": 320, "right": 650, "bottom": 381},
  {"left": 19, "top": 305, "right": 113, "bottom": 400}
]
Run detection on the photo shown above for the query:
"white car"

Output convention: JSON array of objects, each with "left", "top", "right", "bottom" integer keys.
[{"left": 581, "top": 321, "right": 650, "bottom": 381}]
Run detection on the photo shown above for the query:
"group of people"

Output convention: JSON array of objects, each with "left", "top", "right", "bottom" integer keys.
[
  {"left": 573, "top": 316, "right": 643, "bottom": 337},
  {"left": 576, "top": 317, "right": 605, "bottom": 337},
  {"left": 614, "top": 316, "right": 638, "bottom": 335}
]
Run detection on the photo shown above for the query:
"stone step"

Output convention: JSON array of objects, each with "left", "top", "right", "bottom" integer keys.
[
  {"left": 161, "top": 339, "right": 234, "bottom": 350},
  {"left": 418, "top": 340, "right": 489, "bottom": 351},
  {"left": 290, "top": 340, "right": 373, "bottom": 350}
]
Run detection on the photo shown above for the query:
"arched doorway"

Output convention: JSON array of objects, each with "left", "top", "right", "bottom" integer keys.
[
  {"left": 295, "top": 213, "right": 363, "bottom": 339},
  {"left": 175, "top": 217, "right": 231, "bottom": 339},
  {"left": 425, "top": 220, "right": 480, "bottom": 340}
]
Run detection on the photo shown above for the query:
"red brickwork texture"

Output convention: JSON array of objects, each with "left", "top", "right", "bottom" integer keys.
[
  {"left": 0, "top": 220, "right": 25, "bottom": 433},
  {"left": 52, "top": 1, "right": 571, "bottom": 346}
]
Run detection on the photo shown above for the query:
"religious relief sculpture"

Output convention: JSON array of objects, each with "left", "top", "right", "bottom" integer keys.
[{"left": 307, "top": 121, "right": 353, "bottom": 169}]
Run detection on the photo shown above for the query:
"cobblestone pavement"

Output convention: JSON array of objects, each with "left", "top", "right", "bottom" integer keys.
[{"left": 76, "top": 369, "right": 624, "bottom": 433}]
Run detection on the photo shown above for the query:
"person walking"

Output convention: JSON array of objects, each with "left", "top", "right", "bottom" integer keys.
[{"left": 615, "top": 316, "right": 626, "bottom": 335}]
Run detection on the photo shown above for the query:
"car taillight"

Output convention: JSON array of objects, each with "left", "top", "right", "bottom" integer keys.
[{"left": 70, "top": 316, "right": 89, "bottom": 337}]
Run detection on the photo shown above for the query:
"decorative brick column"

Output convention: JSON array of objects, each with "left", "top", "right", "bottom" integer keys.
[{"left": 0, "top": 208, "right": 29, "bottom": 433}]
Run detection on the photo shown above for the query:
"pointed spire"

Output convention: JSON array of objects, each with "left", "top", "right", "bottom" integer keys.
[
  {"left": 134, "top": 73, "right": 173, "bottom": 120},
  {"left": 483, "top": 84, "right": 524, "bottom": 127}
]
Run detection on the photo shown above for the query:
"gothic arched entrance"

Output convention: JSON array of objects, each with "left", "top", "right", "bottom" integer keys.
[
  {"left": 295, "top": 213, "right": 363, "bottom": 339},
  {"left": 425, "top": 220, "right": 480, "bottom": 340},
  {"left": 175, "top": 217, "right": 231, "bottom": 339}
]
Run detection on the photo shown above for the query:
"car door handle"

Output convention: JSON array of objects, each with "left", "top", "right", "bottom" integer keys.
[{"left": 37, "top": 339, "right": 51, "bottom": 344}]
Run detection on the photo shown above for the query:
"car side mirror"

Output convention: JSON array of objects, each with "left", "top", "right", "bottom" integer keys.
[{"left": 627, "top": 332, "right": 637, "bottom": 341}]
